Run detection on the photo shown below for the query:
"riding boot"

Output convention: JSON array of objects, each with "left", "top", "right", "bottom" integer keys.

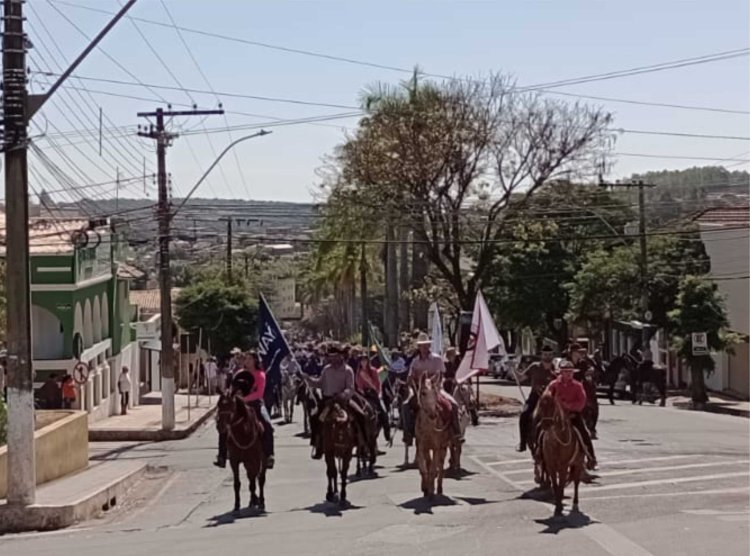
[
  {"left": 214, "top": 430, "right": 227, "bottom": 468},
  {"left": 263, "top": 429, "right": 275, "bottom": 469},
  {"left": 451, "top": 403, "right": 463, "bottom": 440},
  {"left": 517, "top": 414, "right": 528, "bottom": 452},
  {"left": 573, "top": 416, "right": 597, "bottom": 469}
]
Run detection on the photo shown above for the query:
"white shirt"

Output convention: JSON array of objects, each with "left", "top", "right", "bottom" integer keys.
[
  {"left": 205, "top": 361, "right": 218, "bottom": 380},
  {"left": 118, "top": 372, "right": 132, "bottom": 393}
]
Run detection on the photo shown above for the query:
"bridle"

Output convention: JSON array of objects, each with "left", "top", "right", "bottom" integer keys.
[
  {"left": 226, "top": 399, "right": 260, "bottom": 451},
  {"left": 416, "top": 377, "right": 450, "bottom": 433}
]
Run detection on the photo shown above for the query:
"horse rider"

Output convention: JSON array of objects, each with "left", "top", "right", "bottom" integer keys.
[
  {"left": 402, "top": 332, "right": 461, "bottom": 446},
  {"left": 515, "top": 345, "right": 556, "bottom": 453},
  {"left": 302, "top": 343, "right": 366, "bottom": 460},
  {"left": 443, "top": 346, "right": 460, "bottom": 395},
  {"left": 544, "top": 359, "right": 597, "bottom": 470},
  {"left": 354, "top": 355, "right": 392, "bottom": 444},
  {"left": 214, "top": 351, "right": 276, "bottom": 470}
]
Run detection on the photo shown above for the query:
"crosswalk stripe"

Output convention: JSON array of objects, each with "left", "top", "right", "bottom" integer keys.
[
  {"left": 583, "top": 486, "right": 750, "bottom": 501},
  {"left": 515, "top": 460, "right": 749, "bottom": 484},
  {"left": 578, "top": 471, "right": 749, "bottom": 492}
]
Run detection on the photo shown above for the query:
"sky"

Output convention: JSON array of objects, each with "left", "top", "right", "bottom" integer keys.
[{"left": 12, "top": 0, "right": 750, "bottom": 203}]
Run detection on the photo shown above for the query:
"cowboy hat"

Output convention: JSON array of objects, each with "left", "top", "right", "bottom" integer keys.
[
  {"left": 230, "top": 347, "right": 242, "bottom": 355},
  {"left": 557, "top": 359, "right": 575, "bottom": 372},
  {"left": 416, "top": 332, "right": 432, "bottom": 345}
]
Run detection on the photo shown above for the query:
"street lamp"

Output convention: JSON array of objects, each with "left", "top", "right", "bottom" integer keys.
[{"left": 171, "top": 130, "right": 272, "bottom": 218}]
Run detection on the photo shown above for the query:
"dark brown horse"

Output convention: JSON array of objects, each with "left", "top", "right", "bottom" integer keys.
[
  {"left": 217, "top": 393, "right": 267, "bottom": 512},
  {"left": 353, "top": 391, "right": 381, "bottom": 477},
  {"left": 534, "top": 392, "right": 585, "bottom": 517},
  {"left": 321, "top": 399, "right": 357, "bottom": 505}
]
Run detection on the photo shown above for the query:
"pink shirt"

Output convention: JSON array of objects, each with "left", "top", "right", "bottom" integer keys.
[
  {"left": 355, "top": 366, "right": 381, "bottom": 395},
  {"left": 546, "top": 377, "right": 586, "bottom": 413},
  {"left": 242, "top": 369, "right": 266, "bottom": 403}
]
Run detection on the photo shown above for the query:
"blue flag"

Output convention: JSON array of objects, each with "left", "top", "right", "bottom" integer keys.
[{"left": 258, "top": 293, "right": 291, "bottom": 387}]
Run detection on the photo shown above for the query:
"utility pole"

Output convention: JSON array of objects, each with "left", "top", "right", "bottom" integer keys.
[
  {"left": 384, "top": 222, "right": 399, "bottom": 347},
  {"left": 137, "top": 108, "right": 222, "bottom": 430},
  {"left": 224, "top": 218, "right": 233, "bottom": 280},
  {"left": 599, "top": 179, "right": 656, "bottom": 352},
  {"left": 2, "top": 0, "right": 138, "bottom": 507}
]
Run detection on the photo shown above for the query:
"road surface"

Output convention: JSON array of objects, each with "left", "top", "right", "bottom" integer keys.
[{"left": 2, "top": 387, "right": 748, "bottom": 556}]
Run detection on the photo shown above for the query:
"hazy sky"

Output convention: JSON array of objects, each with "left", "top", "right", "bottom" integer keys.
[{"left": 13, "top": 0, "right": 750, "bottom": 203}]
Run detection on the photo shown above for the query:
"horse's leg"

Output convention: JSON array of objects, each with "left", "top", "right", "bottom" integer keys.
[
  {"left": 340, "top": 455, "right": 350, "bottom": 505},
  {"left": 436, "top": 447, "right": 446, "bottom": 496},
  {"left": 551, "top": 473, "right": 563, "bottom": 517},
  {"left": 404, "top": 443, "right": 410, "bottom": 467},
  {"left": 230, "top": 459, "right": 241, "bottom": 512},
  {"left": 248, "top": 465, "right": 257, "bottom": 508},
  {"left": 608, "top": 375, "right": 616, "bottom": 405},
  {"left": 258, "top": 468, "right": 266, "bottom": 511},
  {"left": 572, "top": 467, "right": 580, "bottom": 513},
  {"left": 325, "top": 453, "right": 336, "bottom": 502}
]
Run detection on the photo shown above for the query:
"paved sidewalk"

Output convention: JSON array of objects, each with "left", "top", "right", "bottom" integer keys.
[
  {"left": 89, "top": 392, "right": 217, "bottom": 441},
  {"left": 668, "top": 393, "right": 750, "bottom": 418},
  {"left": 0, "top": 460, "right": 149, "bottom": 533}
]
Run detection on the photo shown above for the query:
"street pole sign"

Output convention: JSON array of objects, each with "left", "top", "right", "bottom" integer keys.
[{"left": 691, "top": 332, "right": 708, "bottom": 356}]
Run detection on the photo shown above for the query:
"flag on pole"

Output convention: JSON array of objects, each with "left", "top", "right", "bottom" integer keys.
[
  {"left": 429, "top": 302, "right": 444, "bottom": 356},
  {"left": 369, "top": 322, "right": 391, "bottom": 383},
  {"left": 258, "top": 293, "right": 291, "bottom": 386},
  {"left": 456, "top": 290, "right": 506, "bottom": 383}
]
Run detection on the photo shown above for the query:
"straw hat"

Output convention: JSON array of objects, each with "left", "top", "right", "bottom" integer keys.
[{"left": 416, "top": 332, "right": 432, "bottom": 346}]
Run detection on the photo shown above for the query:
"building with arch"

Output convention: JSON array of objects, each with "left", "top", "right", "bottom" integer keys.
[{"left": 0, "top": 216, "right": 141, "bottom": 422}]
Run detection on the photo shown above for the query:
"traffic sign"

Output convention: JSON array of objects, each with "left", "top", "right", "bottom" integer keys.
[{"left": 691, "top": 332, "right": 708, "bottom": 356}]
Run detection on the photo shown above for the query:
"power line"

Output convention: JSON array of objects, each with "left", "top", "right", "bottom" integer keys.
[{"left": 46, "top": 0, "right": 750, "bottom": 116}]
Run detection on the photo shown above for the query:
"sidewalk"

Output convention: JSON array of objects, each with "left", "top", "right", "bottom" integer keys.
[
  {"left": 0, "top": 459, "right": 149, "bottom": 534},
  {"left": 668, "top": 391, "right": 750, "bottom": 419},
  {"left": 89, "top": 391, "right": 217, "bottom": 441}
]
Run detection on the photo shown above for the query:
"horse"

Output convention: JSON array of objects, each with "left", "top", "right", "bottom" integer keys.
[
  {"left": 577, "top": 367, "right": 600, "bottom": 439},
  {"left": 216, "top": 393, "right": 267, "bottom": 513},
  {"left": 280, "top": 369, "right": 298, "bottom": 424},
  {"left": 590, "top": 356, "right": 618, "bottom": 406},
  {"left": 534, "top": 392, "right": 585, "bottom": 517},
  {"left": 415, "top": 376, "right": 453, "bottom": 500},
  {"left": 448, "top": 382, "right": 472, "bottom": 473},
  {"left": 608, "top": 354, "right": 667, "bottom": 406},
  {"left": 321, "top": 398, "right": 357, "bottom": 506},
  {"left": 296, "top": 379, "right": 319, "bottom": 437},
  {"left": 353, "top": 390, "right": 381, "bottom": 477}
]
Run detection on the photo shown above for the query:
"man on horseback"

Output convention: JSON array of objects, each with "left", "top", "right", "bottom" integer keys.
[
  {"left": 569, "top": 342, "right": 600, "bottom": 438},
  {"left": 214, "top": 351, "right": 276, "bottom": 470},
  {"left": 302, "top": 344, "right": 366, "bottom": 460},
  {"left": 544, "top": 360, "right": 597, "bottom": 470},
  {"left": 515, "top": 345, "right": 555, "bottom": 453},
  {"left": 402, "top": 333, "right": 461, "bottom": 446}
]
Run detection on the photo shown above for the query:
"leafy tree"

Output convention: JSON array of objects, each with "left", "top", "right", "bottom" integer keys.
[
  {"left": 668, "top": 276, "right": 738, "bottom": 405},
  {"left": 175, "top": 279, "right": 259, "bottom": 356},
  {"left": 330, "top": 71, "right": 612, "bottom": 310}
]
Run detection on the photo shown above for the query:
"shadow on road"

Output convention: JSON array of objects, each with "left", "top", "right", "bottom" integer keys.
[
  {"left": 293, "top": 501, "right": 363, "bottom": 517},
  {"left": 205, "top": 507, "right": 267, "bottom": 527},
  {"left": 399, "top": 494, "right": 457, "bottom": 515},
  {"left": 535, "top": 510, "right": 598, "bottom": 534},
  {"left": 445, "top": 468, "right": 478, "bottom": 480}
]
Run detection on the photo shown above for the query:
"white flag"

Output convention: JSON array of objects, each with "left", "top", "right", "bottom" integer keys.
[
  {"left": 430, "top": 302, "right": 443, "bottom": 356},
  {"left": 456, "top": 290, "right": 505, "bottom": 383}
]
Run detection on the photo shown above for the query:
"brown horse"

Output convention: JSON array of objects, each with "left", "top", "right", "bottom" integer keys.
[
  {"left": 415, "top": 377, "right": 452, "bottom": 500},
  {"left": 321, "top": 399, "right": 357, "bottom": 505},
  {"left": 534, "top": 392, "right": 585, "bottom": 517},
  {"left": 217, "top": 393, "right": 267, "bottom": 512}
]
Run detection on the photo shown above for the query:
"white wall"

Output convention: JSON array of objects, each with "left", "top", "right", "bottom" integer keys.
[{"left": 31, "top": 305, "right": 65, "bottom": 359}]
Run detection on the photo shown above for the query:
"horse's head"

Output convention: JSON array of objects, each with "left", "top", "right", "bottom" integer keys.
[
  {"left": 216, "top": 392, "right": 234, "bottom": 430},
  {"left": 534, "top": 392, "right": 565, "bottom": 428},
  {"left": 417, "top": 376, "right": 440, "bottom": 415}
]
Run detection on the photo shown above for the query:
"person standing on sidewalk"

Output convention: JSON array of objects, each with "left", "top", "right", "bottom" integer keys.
[
  {"left": 61, "top": 374, "right": 77, "bottom": 409},
  {"left": 118, "top": 367, "right": 132, "bottom": 416}
]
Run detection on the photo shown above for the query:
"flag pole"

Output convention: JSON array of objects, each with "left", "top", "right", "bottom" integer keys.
[{"left": 511, "top": 363, "right": 527, "bottom": 404}]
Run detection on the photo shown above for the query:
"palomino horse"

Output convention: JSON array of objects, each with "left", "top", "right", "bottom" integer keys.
[
  {"left": 280, "top": 369, "right": 298, "bottom": 424},
  {"left": 321, "top": 399, "right": 357, "bottom": 506},
  {"left": 534, "top": 392, "right": 585, "bottom": 517},
  {"left": 216, "top": 393, "right": 267, "bottom": 512},
  {"left": 415, "top": 377, "right": 453, "bottom": 500},
  {"left": 448, "top": 382, "right": 472, "bottom": 473}
]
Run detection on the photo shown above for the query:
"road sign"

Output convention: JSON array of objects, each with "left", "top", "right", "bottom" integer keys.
[{"left": 691, "top": 332, "right": 708, "bottom": 356}]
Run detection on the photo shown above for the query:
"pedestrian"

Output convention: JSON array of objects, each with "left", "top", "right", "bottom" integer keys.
[
  {"left": 205, "top": 356, "right": 218, "bottom": 394},
  {"left": 61, "top": 374, "right": 77, "bottom": 409},
  {"left": 39, "top": 373, "right": 62, "bottom": 409},
  {"left": 118, "top": 366, "right": 132, "bottom": 416}
]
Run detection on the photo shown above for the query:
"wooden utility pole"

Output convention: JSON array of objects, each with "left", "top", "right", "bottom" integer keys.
[
  {"left": 137, "top": 108, "right": 222, "bottom": 430},
  {"left": 398, "top": 225, "right": 411, "bottom": 332},
  {"left": 360, "top": 242, "right": 369, "bottom": 347},
  {"left": 600, "top": 179, "right": 656, "bottom": 351},
  {"left": 223, "top": 217, "right": 233, "bottom": 280},
  {"left": 384, "top": 222, "right": 399, "bottom": 347},
  {"left": 2, "top": 0, "right": 138, "bottom": 507}
]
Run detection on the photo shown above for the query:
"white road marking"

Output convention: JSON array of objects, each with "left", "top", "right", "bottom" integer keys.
[
  {"left": 483, "top": 458, "right": 530, "bottom": 466},
  {"left": 583, "top": 487, "right": 750, "bottom": 501},
  {"left": 502, "top": 454, "right": 698, "bottom": 475},
  {"left": 514, "top": 460, "right": 749, "bottom": 485},
  {"left": 579, "top": 471, "right": 750, "bottom": 492},
  {"left": 470, "top": 454, "right": 656, "bottom": 556}
]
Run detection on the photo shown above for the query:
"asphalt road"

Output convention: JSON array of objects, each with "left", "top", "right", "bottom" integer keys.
[{"left": 2, "top": 383, "right": 748, "bottom": 556}]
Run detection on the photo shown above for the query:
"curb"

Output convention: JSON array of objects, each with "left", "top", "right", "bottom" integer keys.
[
  {"left": 88, "top": 406, "right": 216, "bottom": 442},
  {"left": 0, "top": 463, "right": 149, "bottom": 534},
  {"left": 670, "top": 402, "right": 750, "bottom": 419}
]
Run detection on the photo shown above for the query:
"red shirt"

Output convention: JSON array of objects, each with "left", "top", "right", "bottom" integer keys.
[
  {"left": 355, "top": 366, "right": 381, "bottom": 395},
  {"left": 546, "top": 376, "right": 586, "bottom": 413}
]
